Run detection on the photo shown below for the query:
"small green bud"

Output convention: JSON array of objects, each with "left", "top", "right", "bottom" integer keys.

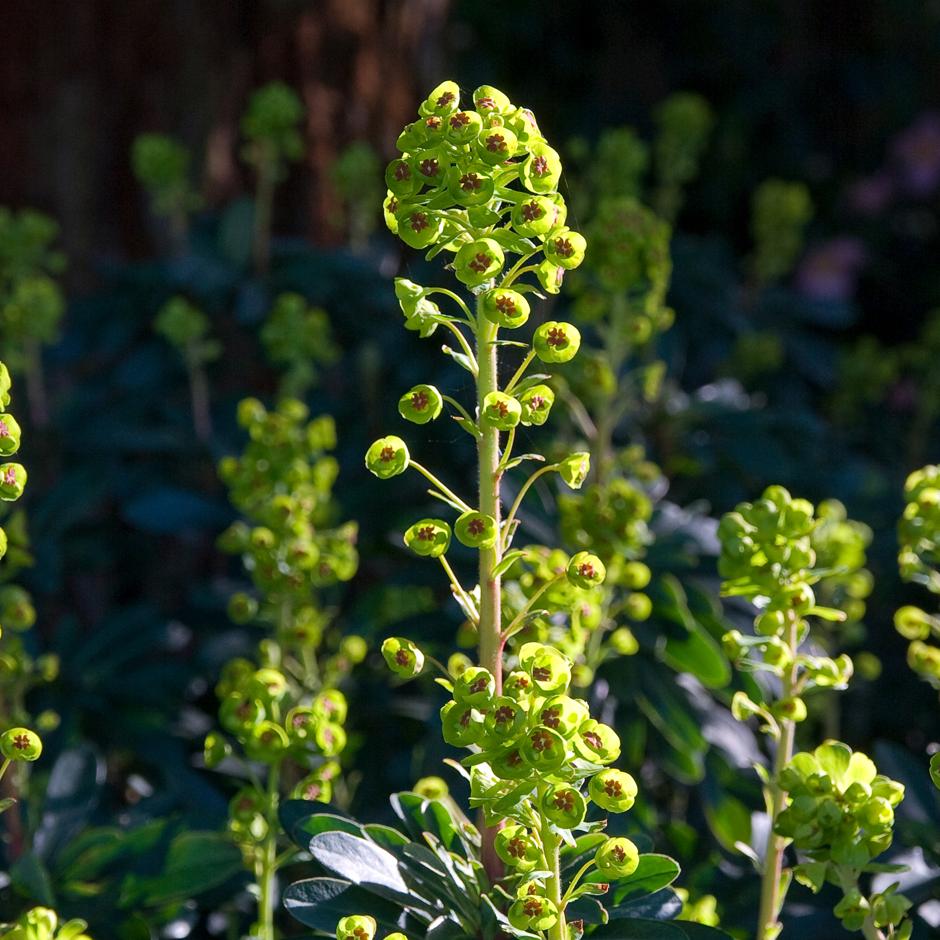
[
  {"left": 336, "top": 915, "right": 376, "bottom": 940},
  {"left": 0, "top": 727, "right": 42, "bottom": 762},
  {"left": 313, "top": 690, "right": 348, "bottom": 724},
  {"left": 496, "top": 824, "right": 541, "bottom": 871},
  {"left": 481, "top": 391, "right": 521, "bottom": 430},
  {"left": 340, "top": 635, "right": 368, "bottom": 664},
  {"left": 227, "top": 592, "right": 258, "bottom": 625},
  {"left": 480, "top": 288, "right": 530, "bottom": 328},
  {"left": 404, "top": 518, "right": 451, "bottom": 557},
  {"left": 567, "top": 551, "right": 606, "bottom": 589},
  {"left": 454, "top": 510, "right": 498, "bottom": 549},
  {"left": 381, "top": 637, "right": 425, "bottom": 678},
  {"left": 533, "top": 321, "right": 581, "bottom": 363},
  {"left": 365, "top": 435, "right": 410, "bottom": 479},
  {"left": 453, "top": 666, "right": 496, "bottom": 705},
  {"left": 398, "top": 384, "right": 443, "bottom": 424},
  {"left": 894, "top": 605, "right": 932, "bottom": 640},
  {"left": 447, "top": 652, "right": 472, "bottom": 678},
  {"left": 756, "top": 608, "right": 787, "bottom": 636},
  {"left": 557, "top": 452, "right": 590, "bottom": 489},
  {"left": 594, "top": 836, "right": 640, "bottom": 879},
  {"left": 620, "top": 561, "right": 651, "bottom": 589},
  {"left": 414, "top": 776, "right": 449, "bottom": 799},
  {"left": 204, "top": 732, "right": 232, "bottom": 769},
  {"left": 519, "top": 384, "right": 554, "bottom": 426},
  {"left": 589, "top": 768, "right": 638, "bottom": 812},
  {"left": 772, "top": 696, "right": 807, "bottom": 722},
  {"left": 454, "top": 238, "right": 505, "bottom": 287},
  {"left": 609, "top": 626, "right": 639, "bottom": 655},
  {"left": 624, "top": 592, "right": 652, "bottom": 621},
  {"left": 542, "top": 784, "right": 587, "bottom": 828}
]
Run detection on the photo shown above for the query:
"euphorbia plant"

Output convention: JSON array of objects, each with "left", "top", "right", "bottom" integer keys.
[
  {"left": 718, "top": 486, "right": 911, "bottom": 939},
  {"left": 206, "top": 397, "right": 361, "bottom": 940},
  {"left": 322, "top": 80, "right": 711, "bottom": 940},
  {"left": 132, "top": 133, "right": 201, "bottom": 251}
]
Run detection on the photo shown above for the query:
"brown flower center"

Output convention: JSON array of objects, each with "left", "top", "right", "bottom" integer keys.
[
  {"left": 547, "top": 326, "right": 567, "bottom": 346},
  {"left": 468, "top": 518, "right": 485, "bottom": 536},
  {"left": 417, "top": 525, "right": 436, "bottom": 541},
  {"left": 532, "top": 155, "right": 550, "bottom": 176},
  {"left": 486, "top": 133, "right": 508, "bottom": 152},
  {"left": 468, "top": 252, "right": 492, "bottom": 273},
  {"left": 380, "top": 445, "right": 396, "bottom": 462},
  {"left": 459, "top": 172, "right": 481, "bottom": 191},
  {"left": 411, "top": 390, "right": 429, "bottom": 411},
  {"left": 409, "top": 212, "right": 429, "bottom": 232}
]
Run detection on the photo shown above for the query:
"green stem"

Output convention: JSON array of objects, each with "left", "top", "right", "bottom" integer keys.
[
  {"left": 257, "top": 761, "right": 281, "bottom": 940},
  {"left": 424, "top": 287, "right": 474, "bottom": 322},
  {"left": 410, "top": 460, "right": 473, "bottom": 513},
  {"left": 539, "top": 804, "right": 567, "bottom": 940},
  {"left": 504, "top": 349, "right": 535, "bottom": 395},
  {"left": 254, "top": 151, "right": 277, "bottom": 276},
  {"left": 756, "top": 615, "right": 800, "bottom": 940},
  {"left": 0, "top": 758, "right": 11, "bottom": 784},
  {"left": 439, "top": 319, "right": 479, "bottom": 373},
  {"left": 476, "top": 296, "right": 504, "bottom": 882}
]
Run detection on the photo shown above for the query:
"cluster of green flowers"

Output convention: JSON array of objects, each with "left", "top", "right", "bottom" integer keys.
[
  {"left": 358, "top": 82, "right": 652, "bottom": 940},
  {"left": 383, "top": 80, "right": 584, "bottom": 292},
  {"left": 779, "top": 743, "right": 910, "bottom": 938},
  {"left": 750, "top": 179, "right": 814, "bottom": 285},
  {"left": 330, "top": 142, "right": 383, "bottom": 250},
  {"left": 0, "top": 364, "right": 42, "bottom": 787},
  {"left": 0, "top": 208, "right": 66, "bottom": 423},
  {"left": 209, "top": 397, "right": 361, "bottom": 940},
  {"left": 132, "top": 133, "right": 200, "bottom": 238},
  {"left": 260, "top": 293, "right": 338, "bottom": 399},
  {"left": 335, "top": 917, "right": 405, "bottom": 940},
  {"left": 0, "top": 907, "right": 91, "bottom": 940},
  {"left": 718, "top": 485, "right": 909, "bottom": 938}
]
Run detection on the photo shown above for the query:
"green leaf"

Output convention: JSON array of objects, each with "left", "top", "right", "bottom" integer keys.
[
  {"left": 599, "top": 854, "right": 681, "bottom": 903},
  {"left": 441, "top": 346, "right": 476, "bottom": 374},
  {"left": 0, "top": 797, "right": 16, "bottom": 815},
  {"left": 703, "top": 793, "right": 751, "bottom": 854},
  {"left": 930, "top": 752, "right": 940, "bottom": 790},
  {"left": 805, "top": 606, "right": 846, "bottom": 622},
  {"left": 588, "top": 918, "right": 686, "bottom": 938},
  {"left": 503, "top": 453, "right": 546, "bottom": 472},
  {"left": 283, "top": 877, "right": 405, "bottom": 933},
  {"left": 493, "top": 549, "right": 529, "bottom": 578},
  {"left": 10, "top": 853, "right": 56, "bottom": 907},
  {"left": 794, "top": 860, "right": 829, "bottom": 893}
]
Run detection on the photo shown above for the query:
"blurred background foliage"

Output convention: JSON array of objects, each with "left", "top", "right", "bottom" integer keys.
[{"left": 1, "top": 1, "right": 939, "bottom": 938}]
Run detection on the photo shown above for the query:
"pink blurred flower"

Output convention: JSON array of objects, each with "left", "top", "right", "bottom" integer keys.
[
  {"left": 845, "top": 171, "right": 895, "bottom": 215},
  {"left": 796, "top": 237, "right": 867, "bottom": 302},
  {"left": 891, "top": 112, "right": 940, "bottom": 196}
]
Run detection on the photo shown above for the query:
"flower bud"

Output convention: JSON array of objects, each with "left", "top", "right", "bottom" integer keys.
[
  {"left": 536, "top": 259, "right": 566, "bottom": 295},
  {"left": 336, "top": 915, "right": 376, "bottom": 940},
  {"left": 542, "top": 784, "right": 587, "bottom": 828},
  {"left": 398, "top": 384, "right": 443, "bottom": 424},
  {"left": 227, "top": 592, "right": 258, "bottom": 625},
  {"left": 480, "top": 391, "right": 521, "bottom": 430},
  {"left": 620, "top": 561, "right": 651, "bottom": 590},
  {"left": 595, "top": 836, "right": 640, "bottom": 879},
  {"left": 340, "top": 635, "right": 368, "bottom": 664},
  {"left": 894, "top": 605, "right": 932, "bottom": 640},
  {"left": 567, "top": 551, "right": 606, "bottom": 589},
  {"left": 381, "top": 637, "right": 425, "bottom": 678},
  {"left": 404, "top": 518, "right": 451, "bottom": 557},
  {"left": 285, "top": 706, "right": 320, "bottom": 743},
  {"left": 455, "top": 510, "right": 498, "bottom": 549},
  {"left": 0, "top": 726, "right": 42, "bottom": 761},
  {"left": 480, "top": 288, "right": 530, "bottom": 328},
  {"left": 589, "top": 768, "right": 638, "bottom": 812},
  {"left": 519, "top": 385, "right": 554, "bottom": 426},
  {"left": 545, "top": 229, "right": 587, "bottom": 269},
  {"left": 447, "top": 652, "right": 472, "bottom": 677},
  {"left": 533, "top": 321, "right": 580, "bottom": 363},
  {"left": 772, "top": 696, "right": 807, "bottom": 722},
  {"left": 454, "top": 238, "right": 504, "bottom": 287},
  {"left": 365, "top": 436, "right": 410, "bottom": 479},
  {"left": 624, "top": 592, "right": 652, "bottom": 621},
  {"left": 557, "top": 452, "right": 590, "bottom": 489},
  {"left": 609, "top": 627, "right": 639, "bottom": 655},
  {"left": 204, "top": 732, "right": 232, "bottom": 768},
  {"left": 293, "top": 774, "right": 332, "bottom": 803}
]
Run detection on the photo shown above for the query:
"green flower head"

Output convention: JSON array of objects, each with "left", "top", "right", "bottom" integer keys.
[
  {"left": 453, "top": 665, "right": 496, "bottom": 706},
  {"left": 545, "top": 229, "right": 587, "bottom": 269},
  {"left": 0, "top": 727, "right": 42, "bottom": 762},
  {"left": 481, "top": 391, "right": 521, "bottom": 430},
  {"left": 440, "top": 700, "right": 484, "bottom": 747},
  {"left": 520, "top": 642, "right": 572, "bottom": 694},
  {"left": 335, "top": 915, "right": 376, "bottom": 940},
  {"left": 567, "top": 551, "right": 607, "bottom": 589},
  {"left": 542, "top": 784, "right": 587, "bottom": 828},
  {"left": 589, "top": 768, "right": 638, "bottom": 812},
  {"left": 480, "top": 288, "right": 530, "bottom": 328},
  {"left": 455, "top": 510, "right": 498, "bottom": 549},
  {"left": 511, "top": 195, "right": 558, "bottom": 237},
  {"left": 519, "top": 384, "right": 555, "bottom": 426},
  {"left": 534, "top": 321, "right": 581, "bottom": 363},
  {"left": 595, "top": 836, "right": 640, "bottom": 879},
  {"left": 454, "top": 237, "right": 505, "bottom": 287},
  {"left": 538, "top": 695, "right": 589, "bottom": 737},
  {"left": 574, "top": 718, "right": 621, "bottom": 764},
  {"left": 413, "top": 775, "right": 449, "bottom": 799},
  {"left": 404, "top": 518, "right": 451, "bottom": 558},
  {"left": 365, "top": 436, "right": 410, "bottom": 479},
  {"left": 381, "top": 637, "right": 425, "bottom": 678},
  {"left": 508, "top": 894, "right": 558, "bottom": 932},
  {"left": 483, "top": 696, "right": 527, "bottom": 739},
  {"left": 558, "top": 452, "right": 591, "bottom": 489},
  {"left": 521, "top": 724, "right": 567, "bottom": 772},
  {"left": 0, "top": 413, "right": 22, "bottom": 457},
  {"left": 495, "top": 824, "right": 541, "bottom": 870},
  {"left": 398, "top": 384, "right": 443, "bottom": 424}
]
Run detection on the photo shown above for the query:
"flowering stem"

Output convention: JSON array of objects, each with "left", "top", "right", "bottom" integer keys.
[
  {"left": 186, "top": 347, "right": 212, "bottom": 442},
  {"left": 476, "top": 295, "right": 504, "bottom": 882},
  {"left": 757, "top": 614, "right": 800, "bottom": 940},
  {"left": 257, "top": 760, "right": 281, "bottom": 940},
  {"left": 0, "top": 758, "right": 10, "bottom": 784}
]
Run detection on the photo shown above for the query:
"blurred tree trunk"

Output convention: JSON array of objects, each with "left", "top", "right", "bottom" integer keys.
[{"left": 0, "top": 0, "right": 449, "bottom": 286}]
